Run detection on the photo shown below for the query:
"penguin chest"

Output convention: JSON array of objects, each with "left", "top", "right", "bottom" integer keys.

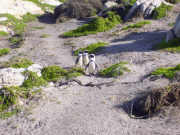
[
  {"left": 83, "top": 56, "right": 89, "bottom": 65},
  {"left": 88, "top": 62, "right": 96, "bottom": 73},
  {"left": 77, "top": 57, "right": 83, "bottom": 67}
]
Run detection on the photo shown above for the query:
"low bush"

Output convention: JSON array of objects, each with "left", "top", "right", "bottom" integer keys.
[
  {"left": 42, "top": 66, "right": 84, "bottom": 81},
  {"left": 22, "top": 71, "right": 47, "bottom": 88},
  {"left": 0, "top": 31, "right": 8, "bottom": 37},
  {"left": 62, "top": 12, "right": 122, "bottom": 37},
  {"left": 122, "top": 21, "right": 151, "bottom": 30},
  {"left": 129, "top": 83, "right": 180, "bottom": 118},
  {"left": 99, "top": 62, "right": 130, "bottom": 77},
  {"left": 153, "top": 3, "right": 173, "bottom": 19},
  {"left": 74, "top": 42, "right": 107, "bottom": 55},
  {"left": 42, "top": 65, "right": 68, "bottom": 82},
  {"left": 152, "top": 64, "right": 180, "bottom": 79},
  {"left": 0, "top": 48, "right": 10, "bottom": 56},
  {"left": 5, "top": 57, "right": 33, "bottom": 68}
]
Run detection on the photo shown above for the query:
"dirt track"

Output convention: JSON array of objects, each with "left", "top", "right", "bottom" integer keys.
[{"left": 0, "top": 4, "right": 180, "bottom": 135}]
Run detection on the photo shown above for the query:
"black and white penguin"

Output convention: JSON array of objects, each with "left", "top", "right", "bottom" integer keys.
[
  {"left": 75, "top": 51, "right": 83, "bottom": 68},
  {"left": 83, "top": 50, "right": 89, "bottom": 67},
  {"left": 85, "top": 54, "right": 98, "bottom": 75}
]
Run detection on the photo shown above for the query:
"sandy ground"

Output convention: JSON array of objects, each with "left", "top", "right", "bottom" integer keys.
[{"left": 0, "top": 4, "right": 180, "bottom": 135}]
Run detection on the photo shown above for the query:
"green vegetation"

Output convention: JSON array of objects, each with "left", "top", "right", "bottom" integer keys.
[
  {"left": 155, "top": 38, "right": 180, "bottom": 53},
  {"left": 42, "top": 65, "right": 68, "bottom": 82},
  {"left": 66, "top": 67, "right": 84, "bottom": 79},
  {"left": 42, "top": 66, "right": 84, "bottom": 82},
  {"left": 32, "top": 26, "right": 45, "bottom": 30},
  {"left": 99, "top": 62, "right": 130, "bottom": 77},
  {"left": 122, "top": 21, "right": 151, "bottom": 30},
  {"left": 152, "top": 64, "right": 180, "bottom": 79},
  {"left": 22, "top": 71, "right": 47, "bottom": 88},
  {"left": 40, "top": 34, "right": 50, "bottom": 38},
  {"left": 59, "top": 0, "right": 67, "bottom": 2},
  {"left": 0, "top": 48, "right": 10, "bottom": 56},
  {"left": 0, "top": 14, "right": 26, "bottom": 35},
  {"left": 0, "top": 31, "right": 8, "bottom": 37},
  {"left": 0, "top": 74, "right": 44, "bottom": 118},
  {"left": 0, "top": 108, "right": 19, "bottom": 119},
  {"left": 122, "top": 0, "right": 136, "bottom": 5},
  {"left": 22, "top": 13, "right": 39, "bottom": 23},
  {"left": 74, "top": 42, "right": 107, "bottom": 55},
  {"left": 168, "top": 22, "right": 175, "bottom": 27},
  {"left": 62, "top": 12, "right": 122, "bottom": 37},
  {"left": 0, "top": 13, "right": 39, "bottom": 35},
  {"left": 9, "top": 34, "right": 24, "bottom": 48},
  {"left": 153, "top": 4, "right": 173, "bottom": 19},
  {"left": 25, "top": 0, "right": 56, "bottom": 11},
  {"left": 2, "top": 57, "right": 33, "bottom": 68}
]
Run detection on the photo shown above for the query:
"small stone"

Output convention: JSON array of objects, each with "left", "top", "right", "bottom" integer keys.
[
  {"left": 40, "top": 0, "right": 62, "bottom": 6},
  {"left": 0, "top": 17, "right": 7, "bottom": 22},
  {"left": 27, "top": 64, "right": 43, "bottom": 77}
]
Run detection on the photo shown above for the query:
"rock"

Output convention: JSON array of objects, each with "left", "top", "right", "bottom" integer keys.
[
  {"left": 166, "top": 13, "right": 180, "bottom": 41},
  {"left": 104, "top": 1, "right": 118, "bottom": 8},
  {"left": 0, "top": 68, "right": 25, "bottom": 88},
  {"left": 0, "top": 17, "right": 8, "bottom": 22},
  {"left": 27, "top": 64, "right": 43, "bottom": 77},
  {"left": 125, "top": 0, "right": 173, "bottom": 21},
  {"left": 0, "top": 0, "right": 43, "bottom": 19},
  {"left": 173, "top": 71, "right": 180, "bottom": 82},
  {"left": 40, "top": 0, "right": 62, "bottom": 6}
]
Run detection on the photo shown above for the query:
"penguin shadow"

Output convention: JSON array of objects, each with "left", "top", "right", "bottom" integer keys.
[{"left": 97, "top": 30, "right": 167, "bottom": 55}]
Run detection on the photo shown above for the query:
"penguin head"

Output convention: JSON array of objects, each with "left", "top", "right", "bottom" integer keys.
[
  {"left": 89, "top": 54, "right": 95, "bottom": 61},
  {"left": 78, "top": 51, "right": 83, "bottom": 56},
  {"left": 83, "top": 50, "right": 88, "bottom": 56}
]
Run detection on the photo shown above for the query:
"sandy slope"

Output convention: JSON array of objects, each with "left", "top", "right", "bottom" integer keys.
[{"left": 0, "top": 4, "right": 180, "bottom": 135}]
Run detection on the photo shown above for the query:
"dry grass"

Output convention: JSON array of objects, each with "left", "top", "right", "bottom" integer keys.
[{"left": 129, "top": 83, "right": 180, "bottom": 118}]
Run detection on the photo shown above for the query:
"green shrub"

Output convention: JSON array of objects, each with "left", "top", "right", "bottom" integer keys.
[
  {"left": 0, "top": 87, "right": 17, "bottom": 112},
  {"left": 74, "top": 42, "right": 107, "bottom": 55},
  {"left": 9, "top": 34, "right": 24, "bottom": 48},
  {"left": 22, "top": 71, "right": 47, "bottom": 88},
  {"left": 0, "top": 14, "right": 26, "bottom": 35},
  {"left": 99, "top": 62, "right": 130, "bottom": 77},
  {"left": 152, "top": 64, "right": 180, "bottom": 79},
  {"left": 0, "top": 31, "right": 8, "bottom": 37},
  {"left": 59, "top": 0, "right": 66, "bottom": 2},
  {"left": 40, "top": 34, "right": 50, "bottom": 38},
  {"left": 42, "top": 65, "right": 68, "bottom": 82},
  {"left": 0, "top": 48, "right": 10, "bottom": 56},
  {"left": 22, "top": 13, "right": 39, "bottom": 23},
  {"left": 122, "top": 21, "right": 151, "bottom": 30},
  {"left": 155, "top": 38, "right": 180, "bottom": 53},
  {"left": 8, "top": 57, "right": 33, "bottom": 68},
  {"left": 153, "top": 4, "right": 173, "bottom": 19},
  {"left": 62, "top": 11, "right": 122, "bottom": 37},
  {"left": 66, "top": 67, "right": 84, "bottom": 79}
]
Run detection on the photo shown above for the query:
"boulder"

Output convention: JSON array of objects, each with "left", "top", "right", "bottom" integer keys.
[
  {"left": 0, "top": 17, "right": 8, "bottom": 22},
  {"left": 166, "top": 13, "right": 180, "bottom": 41},
  {"left": 27, "top": 64, "right": 43, "bottom": 77},
  {"left": 0, "top": 0, "right": 43, "bottom": 19},
  {"left": 0, "top": 68, "right": 25, "bottom": 88},
  {"left": 40, "top": 0, "right": 62, "bottom": 6}
]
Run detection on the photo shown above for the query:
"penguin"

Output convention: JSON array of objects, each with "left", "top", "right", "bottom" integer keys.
[
  {"left": 75, "top": 51, "right": 83, "bottom": 68},
  {"left": 83, "top": 50, "right": 89, "bottom": 67},
  {"left": 85, "top": 54, "right": 98, "bottom": 75}
]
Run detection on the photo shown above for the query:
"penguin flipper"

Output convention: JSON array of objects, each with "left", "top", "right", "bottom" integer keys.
[
  {"left": 85, "top": 63, "right": 89, "bottom": 71},
  {"left": 75, "top": 57, "right": 79, "bottom": 65}
]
